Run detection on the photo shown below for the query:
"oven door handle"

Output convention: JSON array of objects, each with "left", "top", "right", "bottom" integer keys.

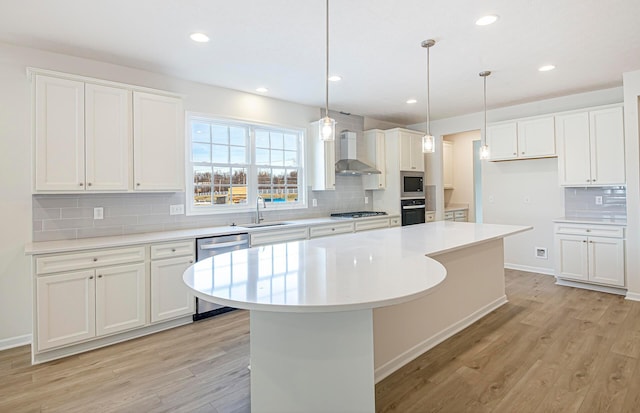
[
  {"left": 199, "top": 240, "right": 249, "bottom": 250},
  {"left": 402, "top": 205, "right": 426, "bottom": 210}
]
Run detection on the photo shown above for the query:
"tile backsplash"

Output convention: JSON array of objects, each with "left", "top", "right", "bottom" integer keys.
[
  {"left": 33, "top": 176, "right": 370, "bottom": 241},
  {"left": 564, "top": 186, "right": 627, "bottom": 220}
]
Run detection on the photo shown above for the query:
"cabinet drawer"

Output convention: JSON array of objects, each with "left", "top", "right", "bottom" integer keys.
[
  {"left": 355, "top": 218, "right": 390, "bottom": 232},
  {"left": 554, "top": 224, "right": 624, "bottom": 238},
  {"left": 454, "top": 210, "right": 467, "bottom": 218},
  {"left": 150, "top": 240, "right": 195, "bottom": 260},
  {"left": 309, "top": 222, "right": 354, "bottom": 239},
  {"left": 390, "top": 216, "right": 401, "bottom": 227},
  {"left": 426, "top": 212, "right": 435, "bottom": 222},
  {"left": 250, "top": 227, "right": 309, "bottom": 246},
  {"left": 444, "top": 211, "right": 454, "bottom": 221},
  {"left": 36, "top": 246, "right": 146, "bottom": 275}
]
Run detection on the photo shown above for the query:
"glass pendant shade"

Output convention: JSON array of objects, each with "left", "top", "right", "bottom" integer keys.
[
  {"left": 422, "top": 134, "right": 435, "bottom": 153},
  {"left": 479, "top": 144, "right": 490, "bottom": 160},
  {"left": 319, "top": 116, "right": 335, "bottom": 141}
]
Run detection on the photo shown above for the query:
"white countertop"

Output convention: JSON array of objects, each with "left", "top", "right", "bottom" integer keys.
[
  {"left": 183, "top": 221, "right": 531, "bottom": 312},
  {"left": 553, "top": 217, "right": 627, "bottom": 226},
  {"left": 25, "top": 215, "right": 399, "bottom": 255}
]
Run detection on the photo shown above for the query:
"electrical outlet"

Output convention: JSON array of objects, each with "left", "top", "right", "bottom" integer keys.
[
  {"left": 93, "top": 207, "right": 104, "bottom": 220},
  {"left": 595, "top": 196, "right": 603, "bottom": 205},
  {"left": 312, "top": 199, "right": 318, "bottom": 207},
  {"left": 535, "top": 247, "right": 548, "bottom": 259},
  {"left": 169, "top": 204, "right": 185, "bottom": 215},
  {"left": 364, "top": 196, "right": 369, "bottom": 204}
]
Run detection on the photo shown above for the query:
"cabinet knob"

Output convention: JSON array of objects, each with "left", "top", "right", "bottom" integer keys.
[
  {"left": 189, "top": 260, "right": 194, "bottom": 264},
  {"left": 331, "top": 228, "right": 335, "bottom": 231},
  {"left": 586, "top": 179, "right": 591, "bottom": 182},
  {"left": 586, "top": 229, "right": 591, "bottom": 232},
  {"left": 93, "top": 258, "right": 98, "bottom": 262},
  {"left": 171, "top": 248, "right": 176, "bottom": 252},
  {"left": 521, "top": 152, "right": 525, "bottom": 155},
  {"left": 513, "top": 152, "right": 517, "bottom": 155},
  {"left": 136, "top": 183, "right": 141, "bottom": 186},
  {"left": 87, "top": 182, "right": 92, "bottom": 186},
  {"left": 592, "top": 179, "right": 596, "bottom": 182},
  {"left": 89, "top": 276, "right": 94, "bottom": 279},
  {"left": 98, "top": 274, "right": 103, "bottom": 278},
  {"left": 79, "top": 182, "right": 84, "bottom": 186},
  {"left": 583, "top": 240, "right": 587, "bottom": 243},
  {"left": 412, "top": 167, "right": 416, "bottom": 169}
]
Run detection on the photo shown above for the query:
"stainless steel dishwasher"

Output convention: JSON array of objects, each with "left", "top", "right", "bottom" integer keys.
[{"left": 193, "top": 232, "right": 250, "bottom": 321}]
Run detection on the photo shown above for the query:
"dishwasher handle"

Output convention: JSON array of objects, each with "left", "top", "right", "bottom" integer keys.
[{"left": 199, "top": 240, "right": 249, "bottom": 250}]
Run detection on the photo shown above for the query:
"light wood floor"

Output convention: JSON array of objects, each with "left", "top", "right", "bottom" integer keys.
[{"left": 2, "top": 270, "right": 640, "bottom": 412}]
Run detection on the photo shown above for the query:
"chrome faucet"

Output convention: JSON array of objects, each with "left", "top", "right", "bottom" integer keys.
[{"left": 256, "top": 195, "right": 266, "bottom": 224}]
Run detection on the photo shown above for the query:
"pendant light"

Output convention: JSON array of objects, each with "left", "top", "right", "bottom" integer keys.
[
  {"left": 479, "top": 71, "right": 491, "bottom": 160},
  {"left": 421, "top": 39, "right": 436, "bottom": 153},
  {"left": 319, "top": 0, "right": 335, "bottom": 141}
]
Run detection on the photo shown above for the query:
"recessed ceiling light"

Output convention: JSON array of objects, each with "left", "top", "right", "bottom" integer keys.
[
  {"left": 475, "top": 15, "right": 499, "bottom": 26},
  {"left": 256, "top": 87, "right": 269, "bottom": 93},
  {"left": 406, "top": 99, "right": 417, "bottom": 104},
  {"left": 328, "top": 75, "right": 342, "bottom": 82},
  {"left": 538, "top": 65, "right": 556, "bottom": 72},
  {"left": 190, "top": 32, "right": 210, "bottom": 43}
]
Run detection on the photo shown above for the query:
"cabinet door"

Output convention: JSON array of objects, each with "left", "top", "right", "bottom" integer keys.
[
  {"left": 487, "top": 123, "right": 518, "bottom": 161},
  {"left": 554, "top": 235, "right": 589, "bottom": 282},
  {"left": 590, "top": 107, "right": 625, "bottom": 186},
  {"left": 410, "top": 133, "right": 424, "bottom": 172},
  {"left": 443, "top": 141, "right": 454, "bottom": 189},
  {"left": 85, "top": 84, "right": 131, "bottom": 191},
  {"left": 95, "top": 263, "right": 147, "bottom": 336},
  {"left": 588, "top": 237, "right": 625, "bottom": 287},
  {"left": 133, "top": 92, "right": 184, "bottom": 191},
  {"left": 150, "top": 255, "right": 196, "bottom": 323},
  {"left": 36, "top": 270, "right": 96, "bottom": 351},
  {"left": 517, "top": 117, "right": 556, "bottom": 158},
  {"left": 363, "top": 130, "right": 386, "bottom": 190},
  {"left": 399, "top": 132, "right": 413, "bottom": 171},
  {"left": 34, "top": 75, "right": 86, "bottom": 191},
  {"left": 556, "top": 112, "right": 591, "bottom": 186}
]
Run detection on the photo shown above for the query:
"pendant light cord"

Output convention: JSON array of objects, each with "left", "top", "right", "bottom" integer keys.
[
  {"left": 483, "top": 74, "right": 486, "bottom": 145},
  {"left": 426, "top": 45, "right": 431, "bottom": 135},
  {"left": 325, "top": 0, "right": 329, "bottom": 118}
]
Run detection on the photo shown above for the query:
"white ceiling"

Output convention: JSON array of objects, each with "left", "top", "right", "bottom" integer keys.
[{"left": 1, "top": 0, "right": 639, "bottom": 125}]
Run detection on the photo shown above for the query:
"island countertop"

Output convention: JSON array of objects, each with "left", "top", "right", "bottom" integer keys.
[{"left": 183, "top": 221, "right": 531, "bottom": 312}]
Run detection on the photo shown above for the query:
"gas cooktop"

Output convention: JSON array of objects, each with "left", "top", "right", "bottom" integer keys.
[{"left": 330, "top": 211, "right": 388, "bottom": 219}]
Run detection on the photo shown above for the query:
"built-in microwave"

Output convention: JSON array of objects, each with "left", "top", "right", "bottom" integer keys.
[{"left": 400, "top": 171, "right": 424, "bottom": 198}]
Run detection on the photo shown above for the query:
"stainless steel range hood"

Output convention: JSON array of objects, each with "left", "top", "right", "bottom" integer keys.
[{"left": 335, "top": 131, "right": 381, "bottom": 176}]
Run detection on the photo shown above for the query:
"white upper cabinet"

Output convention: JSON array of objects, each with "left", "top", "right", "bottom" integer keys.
[
  {"left": 398, "top": 130, "right": 424, "bottom": 171},
  {"left": 487, "top": 116, "right": 555, "bottom": 161},
  {"left": 85, "top": 84, "right": 131, "bottom": 191},
  {"left": 34, "top": 75, "right": 86, "bottom": 191},
  {"left": 309, "top": 120, "right": 336, "bottom": 191},
  {"left": 133, "top": 92, "right": 185, "bottom": 191},
  {"left": 556, "top": 106, "right": 625, "bottom": 186},
  {"left": 363, "top": 129, "right": 386, "bottom": 190},
  {"left": 32, "top": 70, "right": 184, "bottom": 193}
]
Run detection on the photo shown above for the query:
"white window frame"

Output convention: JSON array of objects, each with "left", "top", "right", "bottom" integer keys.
[{"left": 186, "top": 113, "right": 307, "bottom": 216}]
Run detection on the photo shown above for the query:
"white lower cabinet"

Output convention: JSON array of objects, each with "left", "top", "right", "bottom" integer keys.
[
  {"left": 36, "top": 262, "right": 146, "bottom": 351},
  {"left": 355, "top": 218, "right": 390, "bottom": 232},
  {"left": 250, "top": 227, "right": 309, "bottom": 246},
  {"left": 309, "top": 222, "right": 354, "bottom": 238},
  {"left": 150, "top": 241, "right": 195, "bottom": 323},
  {"left": 426, "top": 212, "right": 435, "bottom": 222},
  {"left": 554, "top": 224, "right": 625, "bottom": 288}
]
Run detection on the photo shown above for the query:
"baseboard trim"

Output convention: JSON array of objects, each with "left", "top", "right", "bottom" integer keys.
[
  {"left": 0, "top": 334, "right": 32, "bottom": 351},
  {"left": 555, "top": 278, "right": 627, "bottom": 296},
  {"left": 504, "top": 263, "right": 555, "bottom": 276},
  {"left": 625, "top": 291, "right": 640, "bottom": 301},
  {"left": 374, "top": 295, "right": 508, "bottom": 383}
]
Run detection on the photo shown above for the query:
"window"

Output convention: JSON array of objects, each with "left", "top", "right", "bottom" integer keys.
[{"left": 187, "top": 114, "right": 305, "bottom": 215}]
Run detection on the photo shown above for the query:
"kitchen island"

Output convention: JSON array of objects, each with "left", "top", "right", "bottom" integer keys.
[{"left": 183, "top": 221, "right": 530, "bottom": 412}]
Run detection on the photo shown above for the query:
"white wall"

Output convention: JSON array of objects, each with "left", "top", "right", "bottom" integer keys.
[
  {"left": 0, "top": 41, "right": 321, "bottom": 346},
  {"left": 623, "top": 69, "right": 640, "bottom": 301},
  {"left": 414, "top": 87, "right": 624, "bottom": 275}
]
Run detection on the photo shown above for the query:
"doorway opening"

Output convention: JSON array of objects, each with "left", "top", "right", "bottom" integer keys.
[{"left": 442, "top": 130, "right": 482, "bottom": 222}]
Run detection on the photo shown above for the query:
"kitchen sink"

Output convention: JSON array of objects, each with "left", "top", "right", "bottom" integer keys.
[{"left": 236, "top": 222, "right": 293, "bottom": 229}]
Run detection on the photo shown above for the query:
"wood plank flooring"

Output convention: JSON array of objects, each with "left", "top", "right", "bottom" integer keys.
[{"left": 2, "top": 270, "right": 640, "bottom": 412}]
